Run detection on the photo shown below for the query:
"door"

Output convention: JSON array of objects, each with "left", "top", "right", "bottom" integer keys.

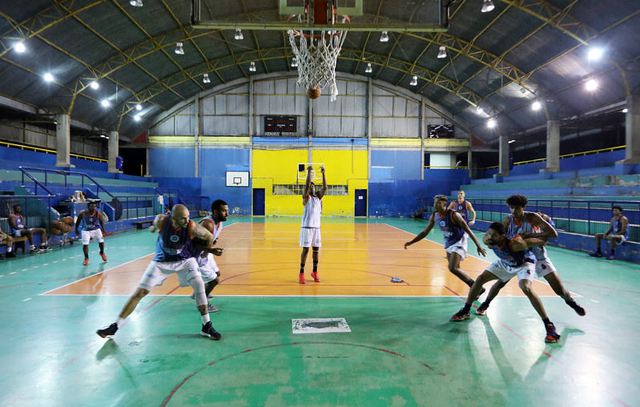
[
  {"left": 354, "top": 189, "right": 367, "bottom": 217},
  {"left": 252, "top": 188, "right": 265, "bottom": 216}
]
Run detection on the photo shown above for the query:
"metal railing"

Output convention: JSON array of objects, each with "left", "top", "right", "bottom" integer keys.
[
  {"left": 471, "top": 198, "right": 640, "bottom": 241},
  {"left": 19, "top": 166, "right": 115, "bottom": 200}
]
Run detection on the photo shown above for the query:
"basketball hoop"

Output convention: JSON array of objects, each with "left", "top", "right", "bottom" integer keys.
[{"left": 287, "top": 2, "right": 348, "bottom": 102}]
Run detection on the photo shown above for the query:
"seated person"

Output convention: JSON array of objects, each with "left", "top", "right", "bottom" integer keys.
[
  {"left": 50, "top": 216, "right": 75, "bottom": 246},
  {"left": 590, "top": 206, "right": 629, "bottom": 260},
  {"left": 9, "top": 204, "right": 49, "bottom": 253},
  {"left": 0, "top": 225, "right": 16, "bottom": 258},
  {"left": 70, "top": 191, "right": 87, "bottom": 203}
]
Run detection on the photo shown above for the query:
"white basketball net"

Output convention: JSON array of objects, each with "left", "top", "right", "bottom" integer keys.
[{"left": 288, "top": 29, "right": 347, "bottom": 102}]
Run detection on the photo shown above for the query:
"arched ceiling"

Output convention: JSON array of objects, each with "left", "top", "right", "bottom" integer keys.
[{"left": 0, "top": 0, "right": 638, "bottom": 143}]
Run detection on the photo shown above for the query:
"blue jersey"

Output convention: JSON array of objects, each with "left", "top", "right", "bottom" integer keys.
[
  {"left": 437, "top": 210, "right": 466, "bottom": 249},
  {"left": 79, "top": 210, "right": 101, "bottom": 231},
  {"left": 611, "top": 216, "right": 629, "bottom": 239},
  {"left": 153, "top": 217, "right": 193, "bottom": 262},
  {"left": 10, "top": 214, "right": 25, "bottom": 235},
  {"left": 453, "top": 201, "right": 468, "bottom": 221},
  {"left": 492, "top": 242, "right": 527, "bottom": 267},
  {"left": 506, "top": 214, "right": 536, "bottom": 263}
]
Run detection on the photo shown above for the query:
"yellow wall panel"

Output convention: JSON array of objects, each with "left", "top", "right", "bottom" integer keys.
[{"left": 251, "top": 149, "right": 369, "bottom": 217}]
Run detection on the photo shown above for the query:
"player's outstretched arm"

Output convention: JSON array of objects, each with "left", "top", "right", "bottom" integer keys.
[
  {"left": 74, "top": 212, "right": 84, "bottom": 235},
  {"left": 453, "top": 212, "right": 486, "bottom": 256},
  {"left": 302, "top": 165, "right": 313, "bottom": 205},
  {"left": 192, "top": 222, "right": 214, "bottom": 246},
  {"left": 466, "top": 202, "right": 476, "bottom": 225},
  {"left": 317, "top": 165, "right": 327, "bottom": 199},
  {"left": 404, "top": 214, "right": 435, "bottom": 249},
  {"left": 148, "top": 214, "right": 165, "bottom": 233}
]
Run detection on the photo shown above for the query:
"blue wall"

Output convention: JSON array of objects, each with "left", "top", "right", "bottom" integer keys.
[
  {"left": 199, "top": 148, "right": 251, "bottom": 215},
  {"left": 0, "top": 145, "right": 107, "bottom": 172},
  {"left": 149, "top": 147, "right": 196, "bottom": 178},
  {"left": 369, "top": 169, "right": 470, "bottom": 217},
  {"left": 370, "top": 150, "right": 422, "bottom": 181}
]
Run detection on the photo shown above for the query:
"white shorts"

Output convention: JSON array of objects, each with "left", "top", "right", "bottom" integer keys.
[
  {"left": 81, "top": 229, "right": 104, "bottom": 245},
  {"left": 445, "top": 234, "right": 468, "bottom": 259},
  {"left": 486, "top": 259, "right": 536, "bottom": 283},
  {"left": 535, "top": 259, "right": 557, "bottom": 278},
  {"left": 198, "top": 253, "right": 219, "bottom": 283},
  {"left": 300, "top": 227, "right": 321, "bottom": 248},
  {"left": 138, "top": 258, "right": 201, "bottom": 290},
  {"left": 13, "top": 229, "right": 25, "bottom": 237}
]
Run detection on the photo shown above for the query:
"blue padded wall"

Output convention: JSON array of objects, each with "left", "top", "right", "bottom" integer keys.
[
  {"left": 0, "top": 145, "right": 107, "bottom": 171},
  {"left": 370, "top": 150, "right": 422, "bottom": 181},
  {"left": 149, "top": 147, "right": 195, "bottom": 178},
  {"left": 199, "top": 148, "right": 251, "bottom": 215}
]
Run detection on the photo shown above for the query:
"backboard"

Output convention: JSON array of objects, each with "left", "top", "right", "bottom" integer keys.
[{"left": 193, "top": 0, "right": 447, "bottom": 32}]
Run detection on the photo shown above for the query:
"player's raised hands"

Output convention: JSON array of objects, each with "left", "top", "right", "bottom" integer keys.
[{"left": 476, "top": 246, "right": 487, "bottom": 256}]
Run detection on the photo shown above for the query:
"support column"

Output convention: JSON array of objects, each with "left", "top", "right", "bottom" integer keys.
[
  {"left": 543, "top": 119, "right": 560, "bottom": 172},
  {"left": 108, "top": 131, "right": 119, "bottom": 173},
  {"left": 419, "top": 96, "right": 425, "bottom": 180},
  {"left": 194, "top": 95, "right": 200, "bottom": 177},
  {"left": 145, "top": 148, "right": 150, "bottom": 177},
  {"left": 307, "top": 93, "right": 313, "bottom": 163},
  {"left": 622, "top": 93, "right": 640, "bottom": 164},
  {"left": 467, "top": 148, "right": 474, "bottom": 179},
  {"left": 55, "top": 113, "right": 73, "bottom": 168},
  {"left": 497, "top": 133, "right": 509, "bottom": 177},
  {"left": 367, "top": 78, "right": 373, "bottom": 180}
]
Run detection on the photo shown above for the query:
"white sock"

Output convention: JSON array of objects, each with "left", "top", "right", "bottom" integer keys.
[
  {"left": 201, "top": 314, "right": 210, "bottom": 325},
  {"left": 117, "top": 318, "right": 125, "bottom": 327},
  {"left": 7, "top": 247, "right": 11, "bottom": 253}
]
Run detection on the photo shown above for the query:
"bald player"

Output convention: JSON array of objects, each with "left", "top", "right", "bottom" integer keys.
[{"left": 96, "top": 204, "right": 222, "bottom": 340}]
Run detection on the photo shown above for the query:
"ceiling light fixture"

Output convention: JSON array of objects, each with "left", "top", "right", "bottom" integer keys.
[
  {"left": 101, "top": 99, "right": 111, "bottom": 108},
  {"left": 379, "top": 31, "right": 389, "bottom": 43},
  {"left": 481, "top": 0, "right": 495, "bottom": 13},
  {"left": 89, "top": 80, "right": 100, "bottom": 90},
  {"left": 410, "top": 75, "right": 418, "bottom": 86},
  {"left": 437, "top": 46, "right": 447, "bottom": 59},
  {"left": 174, "top": 42, "right": 184, "bottom": 55},
  {"left": 531, "top": 100, "right": 542, "bottom": 111},
  {"left": 129, "top": 0, "right": 143, "bottom": 7},
  {"left": 291, "top": 57, "right": 298, "bottom": 68},
  {"left": 365, "top": 62, "right": 372, "bottom": 73},
  {"left": 134, "top": 115, "right": 142, "bottom": 122},
  {"left": 587, "top": 46, "right": 604, "bottom": 61},
  {"left": 135, "top": 103, "right": 142, "bottom": 111},
  {"left": 249, "top": 61, "right": 256, "bottom": 72},
  {"left": 487, "top": 118, "right": 497, "bottom": 129},
  {"left": 585, "top": 79, "right": 598, "bottom": 92},
  {"left": 202, "top": 73, "right": 211, "bottom": 84},
  {"left": 622, "top": 108, "right": 628, "bottom": 113},
  {"left": 43, "top": 72, "right": 55, "bottom": 83},
  {"left": 508, "top": 139, "right": 516, "bottom": 144},
  {"left": 234, "top": 28, "right": 244, "bottom": 41},
  {"left": 14, "top": 41, "right": 26, "bottom": 54}
]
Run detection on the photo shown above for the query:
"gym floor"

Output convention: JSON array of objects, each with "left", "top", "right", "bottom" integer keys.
[{"left": 1, "top": 217, "right": 638, "bottom": 406}]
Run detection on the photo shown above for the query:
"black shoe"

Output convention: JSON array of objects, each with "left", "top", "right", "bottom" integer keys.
[
  {"left": 544, "top": 322, "right": 560, "bottom": 343},
  {"left": 476, "top": 303, "right": 489, "bottom": 316},
  {"left": 96, "top": 322, "right": 118, "bottom": 338},
  {"left": 566, "top": 300, "right": 586, "bottom": 316},
  {"left": 6, "top": 252, "right": 16, "bottom": 258},
  {"left": 450, "top": 309, "right": 470, "bottom": 321},
  {"left": 589, "top": 251, "right": 603, "bottom": 258},
  {"left": 201, "top": 321, "right": 222, "bottom": 340}
]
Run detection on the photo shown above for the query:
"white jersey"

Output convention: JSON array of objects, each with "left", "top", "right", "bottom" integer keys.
[
  {"left": 201, "top": 216, "right": 223, "bottom": 241},
  {"left": 301, "top": 196, "right": 322, "bottom": 228}
]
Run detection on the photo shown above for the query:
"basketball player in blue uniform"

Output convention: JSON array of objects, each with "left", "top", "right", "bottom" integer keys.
[
  {"left": 450, "top": 221, "right": 561, "bottom": 343},
  {"left": 475, "top": 196, "right": 585, "bottom": 317},
  {"left": 299, "top": 165, "right": 326, "bottom": 284},
  {"left": 590, "top": 205, "right": 629, "bottom": 260},
  {"left": 9, "top": 204, "right": 48, "bottom": 253},
  {"left": 447, "top": 190, "right": 476, "bottom": 226},
  {"left": 96, "top": 204, "right": 222, "bottom": 340},
  {"left": 75, "top": 201, "right": 107, "bottom": 266},
  {"left": 405, "top": 195, "right": 487, "bottom": 289}
]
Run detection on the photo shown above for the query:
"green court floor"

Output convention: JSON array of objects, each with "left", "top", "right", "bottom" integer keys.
[{"left": 0, "top": 218, "right": 638, "bottom": 406}]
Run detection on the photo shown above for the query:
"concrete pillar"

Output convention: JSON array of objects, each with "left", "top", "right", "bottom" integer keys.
[
  {"left": 194, "top": 95, "right": 200, "bottom": 177},
  {"left": 367, "top": 78, "right": 373, "bottom": 180},
  {"left": 544, "top": 119, "right": 560, "bottom": 172},
  {"left": 55, "top": 113, "right": 74, "bottom": 168},
  {"left": 497, "top": 133, "right": 509, "bottom": 176},
  {"left": 108, "top": 131, "right": 119, "bottom": 173},
  {"left": 145, "top": 148, "right": 150, "bottom": 177},
  {"left": 419, "top": 96, "right": 425, "bottom": 180},
  {"left": 467, "top": 149, "right": 474, "bottom": 179},
  {"left": 622, "top": 93, "right": 640, "bottom": 164}
]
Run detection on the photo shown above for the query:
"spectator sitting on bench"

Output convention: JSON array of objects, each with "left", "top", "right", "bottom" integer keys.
[
  {"left": 590, "top": 206, "right": 629, "bottom": 260},
  {"left": 9, "top": 204, "right": 49, "bottom": 253},
  {"left": 0, "top": 224, "right": 16, "bottom": 258},
  {"left": 50, "top": 216, "right": 75, "bottom": 246}
]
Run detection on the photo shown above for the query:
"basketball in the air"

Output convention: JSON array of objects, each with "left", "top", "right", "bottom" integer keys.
[{"left": 307, "top": 86, "right": 321, "bottom": 99}]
